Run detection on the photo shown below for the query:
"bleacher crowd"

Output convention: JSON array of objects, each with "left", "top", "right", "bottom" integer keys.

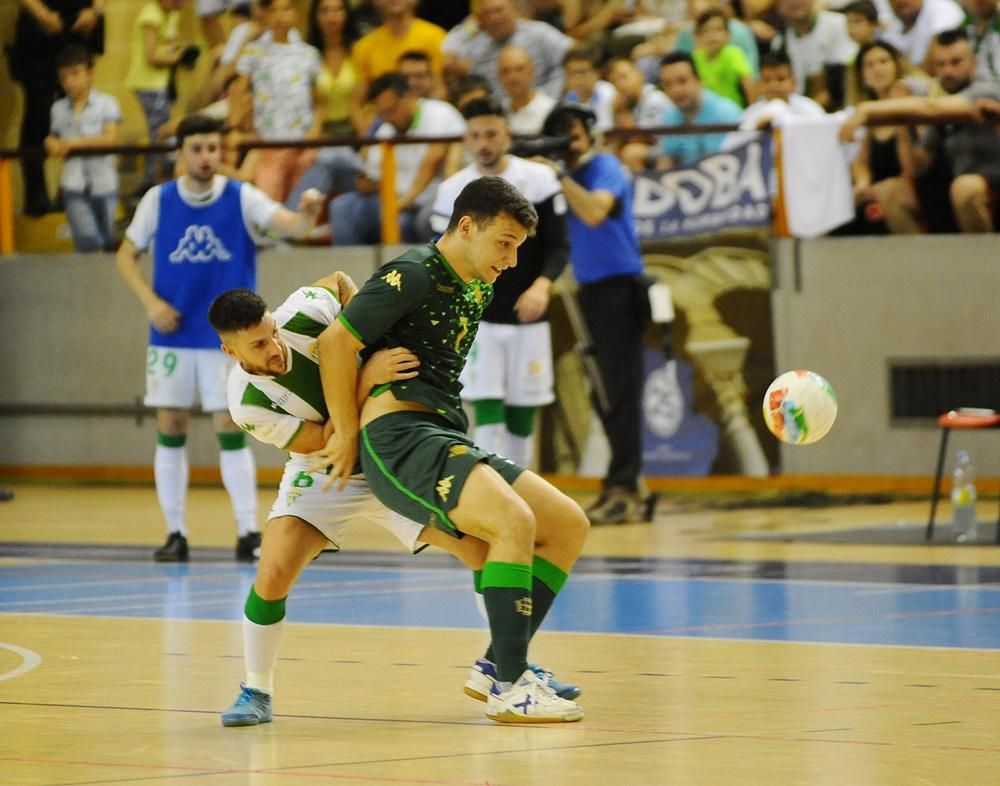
[{"left": 10, "top": 0, "right": 1000, "bottom": 251}]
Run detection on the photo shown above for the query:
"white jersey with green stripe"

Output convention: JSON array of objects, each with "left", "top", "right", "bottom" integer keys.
[{"left": 227, "top": 285, "right": 340, "bottom": 455}]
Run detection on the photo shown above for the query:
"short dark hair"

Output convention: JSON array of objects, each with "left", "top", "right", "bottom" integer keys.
[
  {"left": 452, "top": 74, "right": 493, "bottom": 104},
  {"left": 695, "top": 8, "right": 728, "bottom": 31},
  {"left": 542, "top": 102, "right": 597, "bottom": 138},
  {"left": 55, "top": 44, "right": 93, "bottom": 72},
  {"left": 461, "top": 97, "right": 506, "bottom": 121},
  {"left": 842, "top": 0, "right": 878, "bottom": 22},
  {"left": 445, "top": 176, "right": 538, "bottom": 235},
  {"left": 660, "top": 51, "right": 699, "bottom": 79},
  {"left": 208, "top": 289, "right": 268, "bottom": 334},
  {"left": 759, "top": 51, "right": 793, "bottom": 70},
  {"left": 934, "top": 28, "right": 970, "bottom": 48},
  {"left": 397, "top": 49, "right": 431, "bottom": 66},
  {"left": 176, "top": 114, "right": 225, "bottom": 148},
  {"left": 368, "top": 72, "right": 411, "bottom": 102},
  {"left": 563, "top": 45, "right": 599, "bottom": 68}
]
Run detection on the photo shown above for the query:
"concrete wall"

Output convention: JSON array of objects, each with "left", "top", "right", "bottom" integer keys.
[
  {"left": 770, "top": 236, "right": 1000, "bottom": 476},
  {"left": 1, "top": 236, "right": 998, "bottom": 476},
  {"left": 0, "top": 246, "right": 381, "bottom": 469}
]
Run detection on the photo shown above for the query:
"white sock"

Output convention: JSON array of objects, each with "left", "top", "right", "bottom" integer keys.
[
  {"left": 154, "top": 444, "right": 188, "bottom": 536},
  {"left": 474, "top": 591, "right": 489, "bottom": 622},
  {"left": 505, "top": 432, "right": 534, "bottom": 470},
  {"left": 243, "top": 615, "right": 284, "bottom": 695},
  {"left": 220, "top": 447, "right": 258, "bottom": 535},
  {"left": 474, "top": 423, "right": 506, "bottom": 456}
]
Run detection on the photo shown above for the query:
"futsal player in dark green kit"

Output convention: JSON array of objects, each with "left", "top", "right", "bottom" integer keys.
[{"left": 315, "top": 176, "right": 589, "bottom": 723}]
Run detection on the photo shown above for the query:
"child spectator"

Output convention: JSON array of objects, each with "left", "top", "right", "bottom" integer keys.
[
  {"left": 44, "top": 45, "right": 121, "bottom": 252},
  {"left": 843, "top": 0, "right": 881, "bottom": 46},
  {"left": 562, "top": 46, "right": 617, "bottom": 130},
  {"left": 606, "top": 56, "right": 673, "bottom": 171},
  {"left": 125, "top": 0, "right": 188, "bottom": 193},
  {"left": 233, "top": 0, "right": 324, "bottom": 202},
  {"left": 693, "top": 8, "right": 755, "bottom": 107}
]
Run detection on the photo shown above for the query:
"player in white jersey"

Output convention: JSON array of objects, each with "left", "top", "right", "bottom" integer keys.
[
  {"left": 208, "top": 273, "right": 489, "bottom": 727},
  {"left": 430, "top": 98, "right": 569, "bottom": 471}
]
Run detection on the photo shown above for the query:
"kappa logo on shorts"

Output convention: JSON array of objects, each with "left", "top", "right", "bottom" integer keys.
[
  {"left": 436, "top": 474, "right": 454, "bottom": 502},
  {"left": 448, "top": 444, "right": 469, "bottom": 458},
  {"left": 168, "top": 226, "right": 232, "bottom": 263},
  {"left": 515, "top": 597, "right": 533, "bottom": 617},
  {"left": 240, "top": 423, "right": 255, "bottom": 433},
  {"left": 382, "top": 269, "right": 403, "bottom": 291}
]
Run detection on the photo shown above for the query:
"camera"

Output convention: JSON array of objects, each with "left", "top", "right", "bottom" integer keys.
[
  {"left": 509, "top": 135, "right": 571, "bottom": 159},
  {"left": 179, "top": 44, "right": 201, "bottom": 68}
]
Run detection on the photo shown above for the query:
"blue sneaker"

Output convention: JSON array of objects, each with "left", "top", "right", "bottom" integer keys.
[
  {"left": 221, "top": 683, "right": 273, "bottom": 727},
  {"left": 463, "top": 658, "right": 581, "bottom": 702}
]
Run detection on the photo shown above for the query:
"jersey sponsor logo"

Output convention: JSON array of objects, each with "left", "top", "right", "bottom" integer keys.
[
  {"left": 168, "top": 225, "right": 233, "bottom": 263},
  {"left": 514, "top": 596, "right": 533, "bottom": 617},
  {"left": 436, "top": 284, "right": 454, "bottom": 294},
  {"left": 448, "top": 444, "right": 469, "bottom": 458},
  {"left": 435, "top": 474, "right": 455, "bottom": 502},
  {"left": 382, "top": 269, "right": 403, "bottom": 291},
  {"left": 454, "top": 316, "right": 469, "bottom": 352}
]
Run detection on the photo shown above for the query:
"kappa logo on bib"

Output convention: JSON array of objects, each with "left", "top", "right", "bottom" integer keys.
[{"left": 169, "top": 226, "right": 233, "bottom": 263}]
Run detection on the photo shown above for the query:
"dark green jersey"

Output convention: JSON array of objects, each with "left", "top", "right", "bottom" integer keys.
[{"left": 338, "top": 242, "right": 492, "bottom": 431}]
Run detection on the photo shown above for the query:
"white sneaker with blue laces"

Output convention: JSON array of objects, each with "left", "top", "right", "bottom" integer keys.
[{"left": 485, "top": 669, "right": 584, "bottom": 723}]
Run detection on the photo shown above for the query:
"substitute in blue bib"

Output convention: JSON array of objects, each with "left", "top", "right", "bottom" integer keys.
[{"left": 116, "top": 113, "right": 325, "bottom": 563}]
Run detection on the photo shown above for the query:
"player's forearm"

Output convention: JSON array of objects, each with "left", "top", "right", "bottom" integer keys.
[
  {"left": 17, "top": 0, "right": 55, "bottom": 24},
  {"left": 115, "top": 241, "right": 159, "bottom": 310},
  {"left": 317, "top": 323, "right": 361, "bottom": 440},
  {"left": 559, "top": 175, "right": 612, "bottom": 226}
]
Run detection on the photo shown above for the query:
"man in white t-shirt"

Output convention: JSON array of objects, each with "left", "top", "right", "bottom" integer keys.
[
  {"left": 882, "top": 0, "right": 964, "bottom": 68},
  {"left": 498, "top": 45, "right": 557, "bottom": 135},
  {"left": 328, "top": 72, "right": 466, "bottom": 244},
  {"left": 771, "top": 0, "right": 858, "bottom": 108},
  {"left": 115, "top": 114, "right": 324, "bottom": 563}
]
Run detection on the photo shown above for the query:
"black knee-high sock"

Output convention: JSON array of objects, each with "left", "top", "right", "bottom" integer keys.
[{"left": 480, "top": 561, "right": 532, "bottom": 683}]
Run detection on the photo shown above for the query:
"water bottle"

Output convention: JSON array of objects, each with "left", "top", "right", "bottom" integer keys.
[{"left": 952, "top": 450, "right": 978, "bottom": 543}]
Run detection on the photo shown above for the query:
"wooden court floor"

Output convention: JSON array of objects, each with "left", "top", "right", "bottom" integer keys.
[{"left": 2, "top": 482, "right": 1000, "bottom": 786}]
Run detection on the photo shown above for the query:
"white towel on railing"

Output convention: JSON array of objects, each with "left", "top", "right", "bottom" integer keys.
[{"left": 779, "top": 113, "right": 854, "bottom": 238}]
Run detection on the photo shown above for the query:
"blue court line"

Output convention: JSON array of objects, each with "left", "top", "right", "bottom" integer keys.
[{"left": 2, "top": 560, "right": 999, "bottom": 649}]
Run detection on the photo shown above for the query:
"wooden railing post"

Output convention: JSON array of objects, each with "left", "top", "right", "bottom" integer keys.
[
  {"left": 379, "top": 141, "right": 400, "bottom": 244},
  {"left": 0, "top": 157, "right": 15, "bottom": 255}
]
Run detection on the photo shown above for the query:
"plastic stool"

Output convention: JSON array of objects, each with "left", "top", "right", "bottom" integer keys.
[{"left": 925, "top": 409, "right": 1000, "bottom": 542}]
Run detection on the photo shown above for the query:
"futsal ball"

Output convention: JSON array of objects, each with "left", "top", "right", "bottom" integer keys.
[{"left": 762, "top": 370, "right": 837, "bottom": 445}]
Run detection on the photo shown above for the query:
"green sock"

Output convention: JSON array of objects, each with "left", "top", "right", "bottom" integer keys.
[
  {"left": 504, "top": 405, "right": 536, "bottom": 437},
  {"left": 244, "top": 585, "right": 286, "bottom": 625},
  {"left": 481, "top": 557, "right": 569, "bottom": 665},
  {"left": 157, "top": 432, "right": 186, "bottom": 448},
  {"left": 480, "top": 561, "right": 532, "bottom": 682},
  {"left": 529, "top": 555, "right": 567, "bottom": 638},
  {"left": 472, "top": 398, "right": 505, "bottom": 425}
]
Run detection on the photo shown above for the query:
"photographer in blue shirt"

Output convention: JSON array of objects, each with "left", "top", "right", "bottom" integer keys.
[{"left": 534, "top": 104, "right": 656, "bottom": 525}]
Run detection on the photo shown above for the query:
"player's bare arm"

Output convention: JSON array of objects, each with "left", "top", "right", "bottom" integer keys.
[
  {"left": 311, "top": 272, "right": 358, "bottom": 308},
  {"left": 115, "top": 237, "right": 181, "bottom": 333},
  {"left": 312, "top": 320, "right": 366, "bottom": 489},
  {"left": 265, "top": 188, "right": 326, "bottom": 238}
]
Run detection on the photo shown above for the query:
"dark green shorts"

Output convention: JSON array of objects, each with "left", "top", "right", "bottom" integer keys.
[{"left": 360, "top": 411, "right": 525, "bottom": 536}]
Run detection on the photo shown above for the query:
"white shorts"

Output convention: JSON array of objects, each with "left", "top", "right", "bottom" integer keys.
[
  {"left": 196, "top": 0, "right": 234, "bottom": 17},
  {"left": 459, "top": 321, "right": 555, "bottom": 406},
  {"left": 144, "top": 346, "right": 232, "bottom": 412},
  {"left": 268, "top": 459, "right": 425, "bottom": 553}
]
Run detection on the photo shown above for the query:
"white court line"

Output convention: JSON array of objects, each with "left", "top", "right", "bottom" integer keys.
[{"left": 0, "top": 642, "right": 42, "bottom": 682}]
